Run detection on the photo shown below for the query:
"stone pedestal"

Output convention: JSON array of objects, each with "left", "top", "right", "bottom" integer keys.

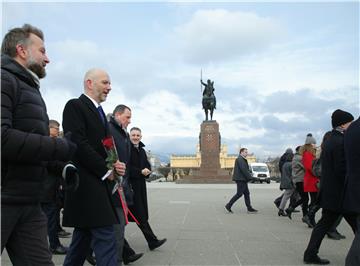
[{"left": 178, "top": 121, "right": 231, "bottom": 183}]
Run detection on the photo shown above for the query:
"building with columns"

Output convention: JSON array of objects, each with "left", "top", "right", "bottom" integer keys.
[{"left": 170, "top": 144, "right": 256, "bottom": 169}]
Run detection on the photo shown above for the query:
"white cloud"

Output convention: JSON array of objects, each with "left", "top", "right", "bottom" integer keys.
[
  {"left": 4, "top": 3, "right": 358, "bottom": 161},
  {"left": 174, "top": 9, "right": 284, "bottom": 64}
]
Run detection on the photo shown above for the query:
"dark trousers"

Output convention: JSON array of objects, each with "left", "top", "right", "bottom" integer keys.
[
  {"left": 275, "top": 189, "right": 300, "bottom": 207},
  {"left": 63, "top": 226, "right": 117, "bottom": 266},
  {"left": 290, "top": 182, "right": 308, "bottom": 216},
  {"left": 227, "top": 181, "right": 251, "bottom": 209},
  {"left": 114, "top": 207, "right": 126, "bottom": 265},
  {"left": 123, "top": 221, "right": 158, "bottom": 260},
  {"left": 304, "top": 209, "right": 357, "bottom": 259},
  {"left": 123, "top": 238, "right": 135, "bottom": 259},
  {"left": 346, "top": 214, "right": 360, "bottom": 266},
  {"left": 1, "top": 204, "right": 54, "bottom": 266},
  {"left": 41, "top": 202, "right": 61, "bottom": 249},
  {"left": 139, "top": 221, "right": 158, "bottom": 245}
]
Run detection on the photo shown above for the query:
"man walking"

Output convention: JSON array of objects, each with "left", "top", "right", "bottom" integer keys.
[
  {"left": 109, "top": 104, "right": 143, "bottom": 265},
  {"left": 303, "top": 109, "right": 357, "bottom": 265},
  {"left": 343, "top": 116, "right": 360, "bottom": 266},
  {"left": 62, "top": 69, "right": 125, "bottom": 266},
  {"left": 41, "top": 120, "right": 69, "bottom": 255},
  {"left": 1, "top": 24, "right": 75, "bottom": 265},
  {"left": 225, "top": 148, "right": 258, "bottom": 214}
]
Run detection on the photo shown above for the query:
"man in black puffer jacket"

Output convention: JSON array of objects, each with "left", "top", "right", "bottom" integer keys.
[{"left": 1, "top": 24, "right": 75, "bottom": 266}]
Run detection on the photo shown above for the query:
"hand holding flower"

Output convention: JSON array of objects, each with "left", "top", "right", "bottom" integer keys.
[{"left": 114, "top": 160, "right": 126, "bottom": 176}]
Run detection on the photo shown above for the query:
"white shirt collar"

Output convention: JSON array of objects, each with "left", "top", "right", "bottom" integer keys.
[{"left": 84, "top": 93, "right": 100, "bottom": 108}]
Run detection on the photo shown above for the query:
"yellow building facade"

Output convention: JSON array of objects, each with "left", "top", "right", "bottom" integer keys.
[{"left": 170, "top": 144, "right": 256, "bottom": 169}]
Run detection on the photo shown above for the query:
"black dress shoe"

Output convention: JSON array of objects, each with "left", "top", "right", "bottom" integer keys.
[
  {"left": 285, "top": 208, "right": 293, "bottom": 219},
  {"left": 225, "top": 204, "right": 233, "bottom": 213},
  {"left": 334, "top": 230, "right": 346, "bottom": 239},
  {"left": 302, "top": 215, "right": 314, "bottom": 228},
  {"left": 50, "top": 245, "right": 68, "bottom": 255},
  {"left": 85, "top": 254, "right": 96, "bottom": 265},
  {"left": 278, "top": 209, "right": 287, "bottom": 216},
  {"left": 327, "top": 231, "right": 341, "bottom": 240},
  {"left": 149, "top": 238, "right": 167, "bottom": 250},
  {"left": 304, "top": 255, "right": 330, "bottom": 265},
  {"left": 247, "top": 207, "right": 258, "bottom": 213},
  {"left": 123, "top": 253, "right": 143, "bottom": 265}
]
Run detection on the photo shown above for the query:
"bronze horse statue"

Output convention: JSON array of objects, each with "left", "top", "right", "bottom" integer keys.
[{"left": 201, "top": 79, "right": 216, "bottom": 121}]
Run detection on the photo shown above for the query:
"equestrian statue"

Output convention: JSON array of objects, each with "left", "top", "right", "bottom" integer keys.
[{"left": 201, "top": 79, "right": 216, "bottom": 121}]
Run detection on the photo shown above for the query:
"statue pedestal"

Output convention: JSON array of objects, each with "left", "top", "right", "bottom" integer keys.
[{"left": 178, "top": 120, "right": 232, "bottom": 183}]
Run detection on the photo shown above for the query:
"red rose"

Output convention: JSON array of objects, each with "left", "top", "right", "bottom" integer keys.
[{"left": 102, "top": 136, "right": 114, "bottom": 150}]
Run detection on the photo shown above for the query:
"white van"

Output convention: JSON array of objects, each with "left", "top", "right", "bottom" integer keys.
[{"left": 249, "top": 163, "right": 271, "bottom": 184}]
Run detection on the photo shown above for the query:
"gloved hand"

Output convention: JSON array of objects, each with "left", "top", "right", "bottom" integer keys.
[
  {"left": 63, "top": 132, "right": 77, "bottom": 159},
  {"left": 62, "top": 162, "right": 79, "bottom": 191}
]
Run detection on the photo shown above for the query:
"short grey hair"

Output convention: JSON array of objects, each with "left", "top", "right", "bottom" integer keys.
[
  {"left": 113, "top": 104, "right": 131, "bottom": 116},
  {"left": 1, "top": 24, "right": 44, "bottom": 57}
]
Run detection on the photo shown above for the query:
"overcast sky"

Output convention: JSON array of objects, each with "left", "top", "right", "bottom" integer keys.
[{"left": 2, "top": 1, "right": 359, "bottom": 161}]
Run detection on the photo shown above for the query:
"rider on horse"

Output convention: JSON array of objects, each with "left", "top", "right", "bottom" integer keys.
[{"left": 201, "top": 79, "right": 216, "bottom": 121}]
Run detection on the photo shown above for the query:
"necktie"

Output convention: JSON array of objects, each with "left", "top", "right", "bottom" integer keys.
[{"left": 97, "top": 106, "right": 106, "bottom": 125}]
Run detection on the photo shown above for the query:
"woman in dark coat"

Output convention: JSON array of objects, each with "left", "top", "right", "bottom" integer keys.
[{"left": 128, "top": 127, "right": 167, "bottom": 251}]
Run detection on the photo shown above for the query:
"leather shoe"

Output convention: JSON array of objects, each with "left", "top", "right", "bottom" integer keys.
[
  {"left": 50, "top": 245, "right": 68, "bottom": 255},
  {"left": 302, "top": 215, "right": 314, "bottom": 228},
  {"left": 86, "top": 254, "right": 96, "bottom": 265},
  {"left": 123, "top": 253, "right": 143, "bottom": 265},
  {"left": 278, "top": 209, "right": 287, "bottom": 216},
  {"left": 327, "top": 231, "right": 341, "bottom": 240},
  {"left": 335, "top": 230, "right": 346, "bottom": 239},
  {"left": 149, "top": 238, "right": 167, "bottom": 250},
  {"left": 225, "top": 204, "right": 233, "bottom": 213},
  {"left": 304, "top": 255, "right": 330, "bottom": 265},
  {"left": 285, "top": 208, "right": 293, "bottom": 219},
  {"left": 247, "top": 207, "right": 258, "bottom": 213}
]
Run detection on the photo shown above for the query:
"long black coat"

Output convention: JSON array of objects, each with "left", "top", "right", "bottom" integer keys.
[
  {"left": 1, "top": 55, "right": 71, "bottom": 204},
  {"left": 128, "top": 142, "right": 151, "bottom": 223},
  {"left": 62, "top": 94, "right": 118, "bottom": 228},
  {"left": 109, "top": 116, "right": 131, "bottom": 207},
  {"left": 319, "top": 129, "right": 346, "bottom": 211},
  {"left": 343, "top": 117, "right": 360, "bottom": 214}
]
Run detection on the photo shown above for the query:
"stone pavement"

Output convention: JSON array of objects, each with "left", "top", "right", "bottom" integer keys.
[{"left": 1, "top": 182, "right": 354, "bottom": 265}]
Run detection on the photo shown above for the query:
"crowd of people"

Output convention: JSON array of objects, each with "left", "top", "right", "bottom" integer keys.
[
  {"left": 1, "top": 23, "right": 359, "bottom": 266},
  {"left": 272, "top": 111, "right": 359, "bottom": 265},
  {"left": 1, "top": 24, "right": 166, "bottom": 266}
]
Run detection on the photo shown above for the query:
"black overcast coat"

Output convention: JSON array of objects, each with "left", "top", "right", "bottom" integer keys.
[
  {"left": 319, "top": 129, "right": 347, "bottom": 211},
  {"left": 1, "top": 55, "right": 71, "bottom": 204},
  {"left": 62, "top": 94, "right": 118, "bottom": 227},
  {"left": 128, "top": 142, "right": 151, "bottom": 223},
  {"left": 342, "top": 117, "right": 360, "bottom": 214},
  {"left": 109, "top": 116, "right": 131, "bottom": 207}
]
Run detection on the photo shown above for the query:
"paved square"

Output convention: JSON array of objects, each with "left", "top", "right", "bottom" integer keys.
[{"left": 1, "top": 182, "right": 353, "bottom": 265}]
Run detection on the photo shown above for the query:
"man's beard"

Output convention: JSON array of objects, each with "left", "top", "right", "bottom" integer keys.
[
  {"left": 28, "top": 62, "right": 46, "bottom": 79},
  {"left": 26, "top": 52, "right": 46, "bottom": 79}
]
